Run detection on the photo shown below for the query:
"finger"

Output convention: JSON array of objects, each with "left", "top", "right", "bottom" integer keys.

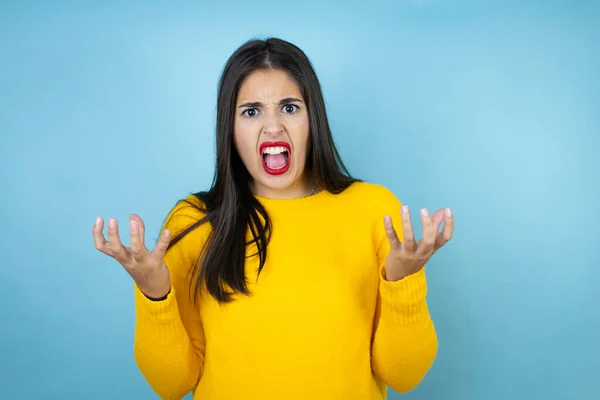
[
  {"left": 92, "top": 217, "right": 112, "bottom": 255},
  {"left": 431, "top": 208, "right": 445, "bottom": 233},
  {"left": 150, "top": 228, "right": 172, "bottom": 260},
  {"left": 129, "top": 219, "right": 146, "bottom": 262},
  {"left": 130, "top": 214, "right": 146, "bottom": 249},
  {"left": 106, "top": 218, "right": 129, "bottom": 261},
  {"left": 417, "top": 208, "right": 435, "bottom": 256},
  {"left": 435, "top": 208, "right": 454, "bottom": 250},
  {"left": 401, "top": 205, "right": 417, "bottom": 251},
  {"left": 383, "top": 215, "right": 402, "bottom": 251}
]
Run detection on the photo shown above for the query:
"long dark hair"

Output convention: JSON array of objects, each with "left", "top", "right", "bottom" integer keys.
[{"left": 164, "top": 37, "right": 360, "bottom": 304}]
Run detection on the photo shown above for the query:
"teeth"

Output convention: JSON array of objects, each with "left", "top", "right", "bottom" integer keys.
[{"left": 262, "top": 146, "right": 288, "bottom": 155}]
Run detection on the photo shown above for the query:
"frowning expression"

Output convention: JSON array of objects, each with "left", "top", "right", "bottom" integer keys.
[{"left": 233, "top": 69, "right": 311, "bottom": 198}]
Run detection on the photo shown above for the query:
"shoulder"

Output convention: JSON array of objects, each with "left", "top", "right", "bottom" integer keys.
[
  {"left": 337, "top": 181, "right": 403, "bottom": 249},
  {"left": 341, "top": 181, "right": 404, "bottom": 234},
  {"left": 162, "top": 193, "right": 209, "bottom": 235},
  {"left": 342, "top": 181, "right": 403, "bottom": 211},
  {"left": 159, "top": 194, "right": 210, "bottom": 279}
]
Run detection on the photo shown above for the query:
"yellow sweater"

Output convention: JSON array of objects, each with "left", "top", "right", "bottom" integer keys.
[{"left": 133, "top": 181, "right": 438, "bottom": 399}]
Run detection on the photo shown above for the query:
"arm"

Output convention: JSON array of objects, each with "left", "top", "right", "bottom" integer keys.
[
  {"left": 371, "top": 266, "right": 438, "bottom": 393},
  {"left": 134, "top": 196, "right": 208, "bottom": 399},
  {"left": 371, "top": 193, "right": 439, "bottom": 393}
]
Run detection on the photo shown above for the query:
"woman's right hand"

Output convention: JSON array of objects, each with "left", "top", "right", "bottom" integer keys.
[{"left": 92, "top": 214, "right": 172, "bottom": 299}]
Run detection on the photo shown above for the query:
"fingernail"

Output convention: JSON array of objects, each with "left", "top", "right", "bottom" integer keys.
[
  {"left": 402, "top": 205, "right": 409, "bottom": 214},
  {"left": 130, "top": 220, "right": 137, "bottom": 230},
  {"left": 95, "top": 217, "right": 101, "bottom": 226},
  {"left": 384, "top": 215, "right": 391, "bottom": 224},
  {"left": 109, "top": 219, "right": 116, "bottom": 228},
  {"left": 445, "top": 208, "right": 452, "bottom": 217},
  {"left": 421, "top": 208, "right": 429, "bottom": 217}
]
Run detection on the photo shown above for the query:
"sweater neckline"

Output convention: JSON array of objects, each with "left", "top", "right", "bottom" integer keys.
[{"left": 253, "top": 187, "right": 337, "bottom": 214}]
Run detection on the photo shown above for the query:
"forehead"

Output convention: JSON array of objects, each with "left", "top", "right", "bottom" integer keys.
[{"left": 236, "top": 69, "right": 303, "bottom": 102}]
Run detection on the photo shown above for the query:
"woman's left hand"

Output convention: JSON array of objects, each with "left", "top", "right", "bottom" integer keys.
[{"left": 383, "top": 206, "right": 454, "bottom": 281}]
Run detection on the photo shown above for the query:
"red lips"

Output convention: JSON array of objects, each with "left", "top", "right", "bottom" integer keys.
[{"left": 259, "top": 141, "right": 291, "bottom": 176}]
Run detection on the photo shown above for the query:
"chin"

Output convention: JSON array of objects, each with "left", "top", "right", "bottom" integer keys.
[{"left": 252, "top": 166, "right": 301, "bottom": 191}]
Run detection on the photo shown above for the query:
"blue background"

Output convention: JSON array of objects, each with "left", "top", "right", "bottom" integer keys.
[{"left": 1, "top": 1, "right": 598, "bottom": 399}]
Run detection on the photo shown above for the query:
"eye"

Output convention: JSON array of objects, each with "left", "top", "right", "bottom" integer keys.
[
  {"left": 282, "top": 104, "right": 299, "bottom": 114},
  {"left": 242, "top": 108, "right": 259, "bottom": 118}
]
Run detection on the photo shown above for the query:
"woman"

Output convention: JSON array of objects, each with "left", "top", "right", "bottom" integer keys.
[{"left": 92, "top": 37, "right": 454, "bottom": 399}]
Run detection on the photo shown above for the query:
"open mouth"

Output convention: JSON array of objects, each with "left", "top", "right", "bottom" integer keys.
[{"left": 260, "top": 142, "right": 291, "bottom": 175}]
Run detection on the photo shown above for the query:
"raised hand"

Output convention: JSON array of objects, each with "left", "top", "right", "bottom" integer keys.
[
  {"left": 92, "top": 214, "right": 172, "bottom": 298},
  {"left": 383, "top": 206, "right": 454, "bottom": 281}
]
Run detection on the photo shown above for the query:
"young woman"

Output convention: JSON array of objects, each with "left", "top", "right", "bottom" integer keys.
[{"left": 92, "top": 37, "right": 454, "bottom": 399}]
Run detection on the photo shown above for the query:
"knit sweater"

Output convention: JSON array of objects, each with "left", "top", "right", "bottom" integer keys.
[{"left": 133, "top": 181, "right": 438, "bottom": 399}]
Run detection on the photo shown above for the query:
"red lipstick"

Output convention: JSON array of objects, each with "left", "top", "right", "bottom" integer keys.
[{"left": 259, "top": 141, "right": 291, "bottom": 175}]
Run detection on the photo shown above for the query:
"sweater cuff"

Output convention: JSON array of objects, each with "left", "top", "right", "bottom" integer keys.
[
  {"left": 378, "top": 266, "right": 429, "bottom": 325},
  {"left": 134, "top": 283, "right": 185, "bottom": 346}
]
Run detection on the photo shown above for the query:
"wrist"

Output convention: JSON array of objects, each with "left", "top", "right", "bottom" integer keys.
[
  {"left": 383, "top": 266, "right": 421, "bottom": 282},
  {"left": 135, "top": 265, "right": 171, "bottom": 299},
  {"left": 144, "top": 287, "right": 171, "bottom": 301}
]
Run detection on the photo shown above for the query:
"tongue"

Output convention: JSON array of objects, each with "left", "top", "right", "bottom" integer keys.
[{"left": 264, "top": 154, "right": 287, "bottom": 169}]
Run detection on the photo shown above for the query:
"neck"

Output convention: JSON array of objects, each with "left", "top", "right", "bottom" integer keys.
[{"left": 251, "top": 177, "right": 317, "bottom": 200}]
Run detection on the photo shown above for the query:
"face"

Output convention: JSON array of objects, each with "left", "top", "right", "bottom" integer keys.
[{"left": 233, "top": 68, "right": 312, "bottom": 199}]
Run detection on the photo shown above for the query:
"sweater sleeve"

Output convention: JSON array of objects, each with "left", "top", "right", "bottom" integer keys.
[
  {"left": 370, "top": 190, "right": 438, "bottom": 393},
  {"left": 133, "top": 196, "right": 208, "bottom": 399}
]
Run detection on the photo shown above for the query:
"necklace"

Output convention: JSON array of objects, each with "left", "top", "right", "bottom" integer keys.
[{"left": 308, "top": 184, "right": 317, "bottom": 196}]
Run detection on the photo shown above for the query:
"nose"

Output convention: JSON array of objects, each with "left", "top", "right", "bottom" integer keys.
[{"left": 262, "top": 112, "right": 284, "bottom": 137}]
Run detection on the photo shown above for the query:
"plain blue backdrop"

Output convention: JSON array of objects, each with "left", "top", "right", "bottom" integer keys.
[{"left": 1, "top": 1, "right": 598, "bottom": 399}]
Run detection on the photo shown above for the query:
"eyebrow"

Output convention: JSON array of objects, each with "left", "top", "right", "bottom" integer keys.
[{"left": 237, "top": 97, "right": 304, "bottom": 108}]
